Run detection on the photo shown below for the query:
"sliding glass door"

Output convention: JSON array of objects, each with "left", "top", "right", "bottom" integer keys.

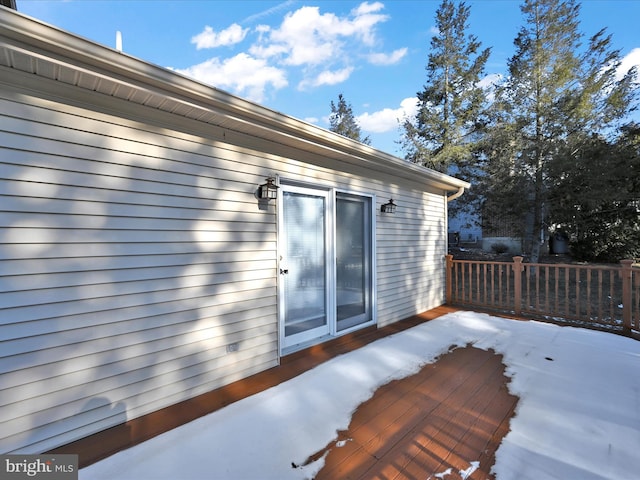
[{"left": 280, "top": 184, "right": 373, "bottom": 351}]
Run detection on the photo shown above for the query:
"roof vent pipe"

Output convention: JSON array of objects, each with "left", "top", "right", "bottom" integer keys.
[{"left": 116, "top": 31, "right": 123, "bottom": 52}]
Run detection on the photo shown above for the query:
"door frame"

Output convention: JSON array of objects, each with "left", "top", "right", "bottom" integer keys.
[{"left": 277, "top": 179, "right": 377, "bottom": 355}]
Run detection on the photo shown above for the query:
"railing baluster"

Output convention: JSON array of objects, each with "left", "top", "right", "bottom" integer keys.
[
  {"left": 475, "top": 262, "right": 480, "bottom": 304},
  {"left": 544, "top": 265, "right": 549, "bottom": 313},
  {"left": 498, "top": 264, "right": 503, "bottom": 306},
  {"left": 533, "top": 265, "right": 540, "bottom": 312},
  {"left": 631, "top": 270, "right": 640, "bottom": 331},
  {"left": 564, "top": 266, "right": 570, "bottom": 318},
  {"left": 467, "top": 262, "right": 473, "bottom": 304},
  {"left": 492, "top": 264, "right": 496, "bottom": 306},
  {"left": 524, "top": 265, "right": 528, "bottom": 313},
  {"left": 461, "top": 262, "right": 464, "bottom": 303},
  {"left": 609, "top": 270, "right": 615, "bottom": 324},
  {"left": 553, "top": 265, "right": 560, "bottom": 313},
  {"left": 575, "top": 267, "right": 581, "bottom": 319},
  {"left": 507, "top": 264, "right": 511, "bottom": 309},
  {"left": 597, "top": 270, "right": 603, "bottom": 322},
  {"left": 586, "top": 268, "right": 592, "bottom": 321},
  {"left": 483, "top": 263, "right": 488, "bottom": 305}
]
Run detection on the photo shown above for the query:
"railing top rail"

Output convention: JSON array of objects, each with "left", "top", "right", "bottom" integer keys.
[
  {"left": 449, "top": 259, "right": 517, "bottom": 267},
  {"left": 450, "top": 258, "right": 639, "bottom": 271},
  {"left": 523, "top": 263, "right": 623, "bottom": 271}
]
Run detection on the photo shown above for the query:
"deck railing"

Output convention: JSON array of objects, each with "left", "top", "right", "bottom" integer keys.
[{"left": 445, "top": 255, "right": 640, "bottom": 335}]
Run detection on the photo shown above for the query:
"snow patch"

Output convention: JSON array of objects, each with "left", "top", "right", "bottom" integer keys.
[{"left": 82, "top": 311, "right": 640, "bottom": 480}]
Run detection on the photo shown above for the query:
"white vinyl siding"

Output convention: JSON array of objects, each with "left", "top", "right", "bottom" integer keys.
[
  {"left": 0, "top": 42, "right": 454, "bottom": 455},
  {"left": 376, "top": 192, "right": 447, "bottom": 326},
  {"left": 0, "top": 87, "right": 279, "bottom": 454}
]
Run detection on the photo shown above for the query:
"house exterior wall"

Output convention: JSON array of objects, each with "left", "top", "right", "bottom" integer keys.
[{"left": 0, "top": 65, "right": 450, "bottom": 455}]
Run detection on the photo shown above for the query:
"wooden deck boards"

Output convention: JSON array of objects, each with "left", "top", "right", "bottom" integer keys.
[
  {"left": 52, "top": 305, "right": 519, "bottom": 478},
  {"left": 311, "top": 346, "right": 518, "bottom": 480}
]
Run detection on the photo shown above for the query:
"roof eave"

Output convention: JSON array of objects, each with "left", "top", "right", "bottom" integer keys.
[{"left": 0, "top": 7, "right": 470, "bottom": 193}]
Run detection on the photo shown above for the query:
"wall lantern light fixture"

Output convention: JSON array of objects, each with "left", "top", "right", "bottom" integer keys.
[
  {"left": 381, "top": 198, "right": 396, "bottom": 214},
  {"left": 258, "top": 177, "right": 279, "bottom": 200}
]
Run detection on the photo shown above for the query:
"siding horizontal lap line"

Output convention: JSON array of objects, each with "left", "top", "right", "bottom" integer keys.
[
  {"left": 0, "top": 298, "right": 278, "bottom": 361},
  {"left": 0, "top": 260, "right": 276, "bottom": 288},
  {"left": 1, "top": 348, "right": 279, "bottom": 454},
  {"left": 0, "top": 283, "right": 277, "bottom": 327},
  {"left": 0, "top": 228, "right": 274, "bottom": 244},
  {"left": 1, "top": 327, "right": 279, "bottom": 413},
  {"left": 0, "top": 241, "right": 277, "bottom": 260},
  {"left": 0, "top": 267, "right": 276, "bottom": 305},
  {"left": 3, "top": 343, "right": 278, "bottom": 429},
  {"left": 0, "top": 253, "right": 277, "bottom": 276},
  {"left": 0, "top": 212, "right": 276, "bottom": 231},
  {"left": 0, "top": 210, "right": 272, "bottom": 227},
  {"left": 0, "top": 110, "right": 274, "bottom": 181},
  {"left": 0, "top": 153, "right": 261, "bottom": 199},
  {"left": 0, "top": 139, "right": 268, "bottom": 195},
  {"left": 0, "top": 183, "right": 262, "bottom": 211},
  {"left": 0, "top": 194, "right": 266, "bottom": 218},
  {"left": 0, "top": 308, "right": 278, "bottom": 379},
  {"left": 9, "top": 355, "right": 280, "bottom": 456}
]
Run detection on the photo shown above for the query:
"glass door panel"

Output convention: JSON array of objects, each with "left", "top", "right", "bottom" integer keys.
[
  {"left": 281, "top": 188, "right": 329, "bottom": 346},
  {"left": 336, "top": 194, "right": 372, "bottom": 331}
]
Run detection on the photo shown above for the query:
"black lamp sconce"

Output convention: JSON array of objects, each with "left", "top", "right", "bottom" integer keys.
[
  {"left": 258, "top": 176, "right": 279, "bottom": 200},
  {"left": 381, "top": 198, "right": 396, "bottom": 214}
]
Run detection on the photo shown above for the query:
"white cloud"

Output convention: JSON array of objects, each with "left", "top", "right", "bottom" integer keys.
[
  {"left": 617, "top": 48, "right": 640, "bottom": 81},
  {"left": 299, "top": 67, "right": 355, "bottom": 90},
  {"left": 257, "top": 6, "right": 340, "bottom": 66},
  {"left": 241, "top": 0, "right": 296, "bottom": 25},
  {"left": 357, "top": 97, "right": 419, "bottom": 133},
  {"left": 182, "top": 1, "right": 402, "bottom": 101},
  {"left": 348, "top": 1, "right": 389, "bottom": 46},
  {"left": 174, "top": 53, "right": 287, "bottom": 102},
  {"left": 367, "top": 47, "right": 408, "bottom": 65},
  {"left": 191, "top": 24, "right": 248, "bottom": 49},
  {"left": 251, "top": 2, "right": 390, "bottom": 67},
  {"left": 352, "top": 1, "right": 385, "bottom": 16}
]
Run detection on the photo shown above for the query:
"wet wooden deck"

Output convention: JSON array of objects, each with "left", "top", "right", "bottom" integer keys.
[{"left": 308, "top": 346, "right": 518, "bottom": 479}]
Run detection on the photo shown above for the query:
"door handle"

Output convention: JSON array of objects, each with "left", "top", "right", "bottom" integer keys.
[{"left": 280, "top": 268, "right": 289, "bottom": 275}]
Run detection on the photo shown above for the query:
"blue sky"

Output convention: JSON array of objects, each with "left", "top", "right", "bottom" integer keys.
[{"left": 15, "top": 0, "right": 640, "bottom": 155}]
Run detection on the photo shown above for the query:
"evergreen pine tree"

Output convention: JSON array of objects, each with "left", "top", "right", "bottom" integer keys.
[
  {"left": 329, "top": 93, "right": 371, "bottom": 145},
  {"left": 400, "top": 0, "right": 490, "bottom": 173},
  {"left": 482, "top": 0, "right": 637, "bottom": 263}
]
